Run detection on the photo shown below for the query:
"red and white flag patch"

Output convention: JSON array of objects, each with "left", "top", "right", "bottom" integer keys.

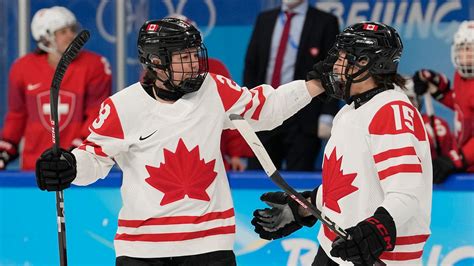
[
  {"left": 363, "top": 24, "right": 378, "bottom": 31},
  {"left": 146, "top": 24, "right": 159, "bottom": 32}
]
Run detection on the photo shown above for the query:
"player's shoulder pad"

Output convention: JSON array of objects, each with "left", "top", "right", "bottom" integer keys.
[
  {"left": 209, "top": 73, "right": 243, "bottom": 111},
  {"left": 369, "top": 100, "right": 426, "bottom": 141},
  {"left": 89, "top": 97, "right": 124, "bottom": 139}
]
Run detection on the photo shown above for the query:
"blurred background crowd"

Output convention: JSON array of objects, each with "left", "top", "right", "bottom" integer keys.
[{"left": 1, "top": 0, "right": 472, "bottom": 184}]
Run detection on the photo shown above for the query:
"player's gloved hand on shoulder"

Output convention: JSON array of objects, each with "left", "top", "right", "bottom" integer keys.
[
  {"left": 330, "top": 207, "right": 396, "bottom": 266},
  {"left": 412, "top": 69, "right": 451, "bottom": 100},
  {"left": 306, "top": 61, "right": 325, "bottom": 81},
  {"left": 0, "top": 139, "right": 19, "bottom": 170},
  {"left": 36, "top": 148, "right": 77, "bottom": 191},
  {"left": 252, "top": 190, "right": 318, "bottom": 240},
  {"left": 433, "top": 150, "right": 466, "bottom": 184}
]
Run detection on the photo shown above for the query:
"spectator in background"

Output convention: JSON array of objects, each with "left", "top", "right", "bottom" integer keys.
[
  {"left": 0, "top": 6, "right": 112, "bottom": 171},
  {"left": 413, "top": 20, "right": 474, "bottom": 183},
  {"left": 166, "top": 14, "right": 254, "bottom": 171},
  {"left": 244, "top": 0, "right": 340, "bottom": 171}
]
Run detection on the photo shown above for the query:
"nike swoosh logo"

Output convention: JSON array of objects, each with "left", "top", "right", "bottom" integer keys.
[
  {"left": 27, "top": 83, "right": 42, "bottom": 91},
  {"left": 139, "top": 130, "right": 157, "bottom": 141}
]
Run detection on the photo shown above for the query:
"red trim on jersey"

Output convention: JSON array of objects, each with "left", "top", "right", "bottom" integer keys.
[
  {"left": 118, "top": 208, "right": 235, "bottom": 227},
  {"left": 115, "top": 225, "right": 235, "bottom": 242},
  {"left": 323, "top": 224, "right": 337, "bottom": 241},
  {"left": 395, "top": 234, "right": 430, "bottom": 245},
  {"left": 373, "top": 146, "right": 417, "bottom": 163},
  {"left": 380, "top": 250, "right": 423, "bottom": 261},
  {"left": 251, "top": 86, "right": 266, "bottom": 120},
  {"left": 369, "top": 101, "right": 426, "bottom": 141},
  {"left": 79, "top": 140, "right": 108, "bottom": 157},
  {"left": 378, "top": 164, "right": 422, "bottom": 180},
  {"left": 240, "top": 90, "right": 255, "bottom": 117},
  {"left": 90, "top": 98, "right": 125, "bottom": 139},
  {"left": 211, "top": 73, "right": 243, "bottom": 112}
]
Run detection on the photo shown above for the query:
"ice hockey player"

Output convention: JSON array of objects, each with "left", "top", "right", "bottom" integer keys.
[
  {"left": 35, "top": 18, "right": 327, "bottom": 265},
  {"left": 0, "top": 6, "right": 111, "bottom": 170},
  {"left": 252, "top": 22, "right": 432, "bottom": 265},
  {"left": 413, "top": 20, "right": 474, "bottom": 183}
]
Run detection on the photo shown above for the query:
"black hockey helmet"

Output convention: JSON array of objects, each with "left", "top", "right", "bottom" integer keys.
[
  {"left": 321, "top": 21, "right": 403, "bottom": 101},
  {"left": 137, "top": 18, "right": 208, "bottom": 97}
]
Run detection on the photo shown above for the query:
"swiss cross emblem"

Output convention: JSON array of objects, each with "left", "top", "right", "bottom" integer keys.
[
  {"left": 363, "top": 24, "right": 378, "bottom": 31},
  {"left": 36, "top": 91, "right": 76, "bottom": 132},
  {"left": 146, "top": 24, "right": 159, "bottom": 32}
]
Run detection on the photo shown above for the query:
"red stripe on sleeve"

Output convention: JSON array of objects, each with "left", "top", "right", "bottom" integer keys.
[
  {"left": 81, "top": 140, "right": 108, "bottom": 157},
  {"left": 240, "top": 91, "right": 255, "bottom": 117},
  {"left": 373, "top": 146, "right": 417, "bottom": 163},
  {"left": 251, "top": 86, "right": 266, "bottom": 120},
  {"left": 378, "top": 164, "right": 422, "bottom": 180}
]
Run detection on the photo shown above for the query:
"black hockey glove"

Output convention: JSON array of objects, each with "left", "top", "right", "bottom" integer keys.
[
  {"left": 306, "top": 61, "right": 324, "bottom": 81},
  {"left": 412, "top": 69, "right": 451, "bottom": 100},
  {"left": 330, "top": 207, "right": 396, "bottom": 266},
  {"left": 432, "top": 155, "right": 466, "bottom": 184},
  {"left": 36, "top": 148, "right": 77, "bottom": 191},
  {"left": 0, "top": 139, "right": 19, "bottom": 170},
  {"left": 251, "top": 190, "right": 317, "bottom": 240}
]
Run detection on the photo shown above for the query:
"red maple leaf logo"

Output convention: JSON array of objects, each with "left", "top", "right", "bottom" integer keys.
[
  {"left": 322, "top": 148, "right": 358, "bottom": 213},
  {"left": 145, "top": 139, "right": 217, "bottom": 206}
]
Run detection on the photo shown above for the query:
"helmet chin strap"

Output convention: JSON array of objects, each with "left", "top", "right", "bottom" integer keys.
[
  {"left": 38, "top": 34, "right": 62, "bottom": 55},
  {"left": 342, "top": 62, "right": 373, "bottom": 102},
  {"left": 147, "top": 67, "right": 184, "bottom": 101}
]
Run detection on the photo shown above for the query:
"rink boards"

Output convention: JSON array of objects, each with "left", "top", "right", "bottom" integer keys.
[{"left": 0, "top": 171, "right": 473, "bottom": 266}]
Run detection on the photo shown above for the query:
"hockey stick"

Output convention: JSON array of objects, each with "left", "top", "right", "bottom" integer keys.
[
  {"left": 50, "top": 30, "right": 90, "bottom": 266},
  {"left": 424, "top": 92, "right": 442, "bottom": 156},
  {"left": 229, "top": 114, "right": 386, "bottom": 266},
  {"left": 229, "top": 114, "right": 348, "bottom": 237}
]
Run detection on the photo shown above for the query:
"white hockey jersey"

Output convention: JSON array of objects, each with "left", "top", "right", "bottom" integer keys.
[
  {"left": 315, "top": 89, "right": 432, "bottom": 265},
  {"left": 71, "top": 73, "right": 312, "bottom": 258}
]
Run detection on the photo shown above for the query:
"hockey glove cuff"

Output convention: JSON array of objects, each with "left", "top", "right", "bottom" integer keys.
[
  {"left": 0, "top": 139, "right": 19, "bottom": 170},
  {"left": 330, "top": 207, "right": 396, "bottom": 265},
  {"left": 36, "top": 148, "right": 77, "bottom": 191}
]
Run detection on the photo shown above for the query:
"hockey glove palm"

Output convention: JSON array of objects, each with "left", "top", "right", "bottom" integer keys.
[
  {"left": 252, "top": 191, "right": 317, "bottom": 240},
  {"left": 0, "top": 139, "right": 19, "bottom": 170},
  {"left": 36, "top": 148, "right": 77, "bottom": 191},
  {"left": 330, "top": 207, "right": 396, "bottom": 265},
  {"left": 413, "top": 69, "right": 451, "bottom": 100}
]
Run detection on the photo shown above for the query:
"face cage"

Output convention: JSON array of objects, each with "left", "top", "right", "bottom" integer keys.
[
  {"left": 323, "top": 48, "right": 372, "bottom": 101},
  {"left": 452, "top": 42, "right": 474, "bottom": 78},
  {"left": 38, "top": 24, "right": 80, "bottom": 54},
  {"left": 148, "top": 44, "right": 209, "bottom": 93}
]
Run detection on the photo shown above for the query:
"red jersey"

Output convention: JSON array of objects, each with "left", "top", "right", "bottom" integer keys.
[
  {"left": 3, "top": 50, "right": 112, "bottom": 170},
  {"left": 440, "top": 72, "right": 474, "bottom": 172},
  {"left": 422, "top": 114, "right": 457, "bottom": 160}
]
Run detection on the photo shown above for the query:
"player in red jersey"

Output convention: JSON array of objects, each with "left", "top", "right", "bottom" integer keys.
[
  {"left": 0, "top": 6, "right": 112, "bottom": 170},
  {"left": 413, "top": 20, "right": 474, "bottom": 183}
]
